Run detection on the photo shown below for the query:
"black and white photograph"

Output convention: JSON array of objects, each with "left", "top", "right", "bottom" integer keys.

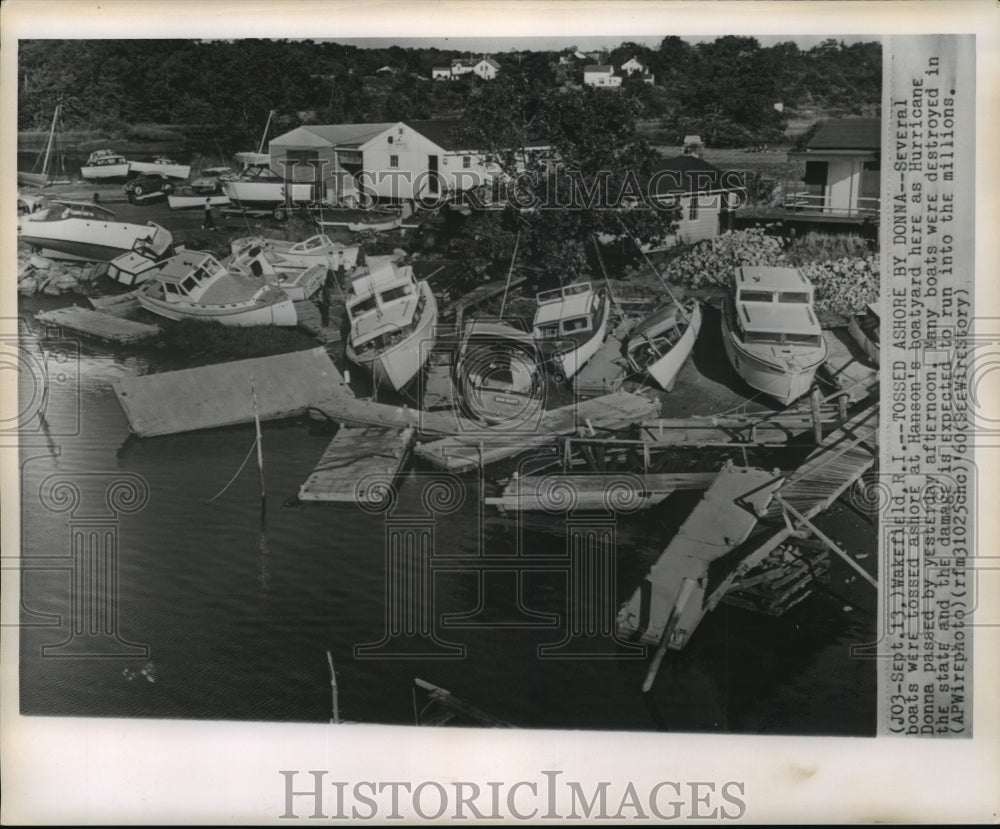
[{"left": 2, "top": 1, "right": 997, "bottom": 824}]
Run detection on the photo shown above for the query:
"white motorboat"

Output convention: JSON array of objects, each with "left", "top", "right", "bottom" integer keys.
[
  {"left": 344, "top": 261, "right": 438, "bottom": 391},
  {"left": 80, "top": 149, "right": 131, "bottom": 180},
  {"left": 721, "top": 265, "right": 828, "bottom": 406},
  {"left": 455, "top": 319, "right": 545, "bottom": 427},
  {"left": 128, "top": 156, "right": 191, "bottom": 180},
  {"left": 219, "top": 164, "right": 316, "bottom": 216},
  {"left": 229, "top": 234, "right": 359, "bottom": 272},
  {"left": 17, "top": 200, "right": 169, "bottom": 262},
  {"left": 136, "top": 250, "right": 296, "bottom": 327},
  {"left": 531, "top": 281, "right": 610, "bottom": 380},
  {"left": 107, "top": 223, "right": 178, "bottom": 287},
  {"left": 167, "top": 189, "right": 231, "bottom": 210},
  {"left": 626, "top": 298, "right": 702, "bottom": 391},
  {"left": 228, "top": 245, "right": 327, "bottom": 302}
]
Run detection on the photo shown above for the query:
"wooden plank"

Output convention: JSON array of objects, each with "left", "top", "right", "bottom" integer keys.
[
  {"left": 293, "top": 299, "right": 343, "bottom": 344},
  {"left": 421, "top": 363, "right": 456, "bottom": 411},
  {"left": 439, "top": 276, "right": 527, "bottom": 320},
  {"left": 298, "top": 426, "right": 414, "bottom": 503},
  {"left": 413, "top": 391, "right": 661, "bottom": 471},
  {"left": 485, "top": 471, "right": 717, "bottom": 512},
  {"left": 114, "top": 347, "right": 351, "bottom": 437},
  {"left": 310, "top": 394, "right": 479, "bottom": 436},
  {"left": 35, "top": 306, "right": 160, "bottom": 344},
  {"left": 821, "top": 329, "right": 879, "bottom": 402},
  {"left": 574, "top": 316, "right": 635, "bottom": 396}
]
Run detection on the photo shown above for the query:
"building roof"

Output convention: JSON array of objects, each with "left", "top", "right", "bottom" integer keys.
[
  {"left": 482, "top": 57, "right": 501, "bottom": 69},
  {"left": 647, "top": 154, "right": 739, "bottom": 195},
  {"left": 405, "top": 120, "right": 469, "bottom": 151},
  {"left": 806, "top": 118, "right": 881, "bottom": 151},
  {"left": 283, "top": 123, "right": 396, "bottom": 148},
  {"left": 584, "top": 64, "right": 614, "bottom": 73}
]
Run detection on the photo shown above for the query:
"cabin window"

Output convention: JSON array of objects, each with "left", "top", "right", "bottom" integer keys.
[
  {"left": 389, "top": 155, "right": 399, "bottom": 168},
  {"left": 564, "top": 283, "right": 590, "bottom": 297},
  {"left": 380, "top": 285, "right": 412, "bottom": 303},
  {"left": 744, "top": 331, "right": 783, "bottom": 344},
  {"left": 688, "top": 197, "right": 699, "bottom": 220},
  {"left": 778, "top": 291, "right": 809, "bottom": 303},
  {"left": 537, "top": 323, "right": 560, "bottom": 338},
  {"left": 350, "top": 297, "right": 377, "bottom": 317},
  {"left": 739, "top": 290, "right": 774, "bottom": 302},
  {"left": 181, "top": 276, "right": 199, "bottom": 294},
  {"left": 785, "top": 333, "right": 821, "bottom": 346},
  {"left": 562, "top": 317, "right": 591, "bottom": 334}
]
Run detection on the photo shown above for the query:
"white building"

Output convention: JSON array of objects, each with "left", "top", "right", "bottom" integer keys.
[
  {"left": 619, "top": 55, "right": 655, "bottom": 85},
  {"left": 432, "top": 57, "right": 501, "bottom": 81},
  {"left": 583, "top": 65, "right": 622, "bottom": 88}
]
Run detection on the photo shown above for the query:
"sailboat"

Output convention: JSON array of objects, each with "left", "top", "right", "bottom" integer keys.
[{"left": 18, "top": 104, "right": 71, "bottom": 187}]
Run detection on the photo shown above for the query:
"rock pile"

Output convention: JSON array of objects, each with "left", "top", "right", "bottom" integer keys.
[{"left": 17, "top": 248, "right": 103, "bottom": 297}]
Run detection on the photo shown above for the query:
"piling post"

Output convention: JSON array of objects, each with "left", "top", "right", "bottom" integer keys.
[{"left": 810, "top": 387, "right": 823, "bottom": 445}]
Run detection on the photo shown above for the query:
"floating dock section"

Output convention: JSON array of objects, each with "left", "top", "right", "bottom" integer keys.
[
  {"left": 114, "top": 347, "right": 351, "bottom": 437},
  {"left": 35, "top": 306, "right": 160, "bottom": 345},
  {"left": 573, "top": 317, "right": 635, "bottom": 396},
  {"left": 616, "top": 463, "right": 783, "bottom": 652},
  {"left": 821, "top": 329, "right": 879, "bottom": 403},
  {"left": 298, "top": 426, "right": 414, "bottom": 503}
]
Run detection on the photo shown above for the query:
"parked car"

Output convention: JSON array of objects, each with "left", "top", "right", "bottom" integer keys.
[{"left": 123, "top": 173, "right": 175, "bottom": 198}]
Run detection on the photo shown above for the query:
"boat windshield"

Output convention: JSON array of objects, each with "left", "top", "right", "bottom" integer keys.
[
  {"left": 349, "top": 296, "right": 377, "bottom": 318},
  {"left": 744, "top": 331, "right": 820, "bottom": 347}
]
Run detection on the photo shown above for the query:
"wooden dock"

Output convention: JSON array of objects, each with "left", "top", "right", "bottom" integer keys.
[
  {"left": 485, "top": 471, "right": 717, "bottom": 512},
  {"left": 293, "top": 299, "right": 342, "bottom": 344},
  {"left": 821, "top": 328, "right": 879, "bottom": 403},
  {"left": 421, "top": 363, "right": 457, "bottom": 411},
  {"left": 35, "top": 306, "right": 160, "bottom": 345},
  {"left": 310, "top": 394, "right": 479, "bottom": 437},
  {"left": 298, "top": 426, "right": 414, "bottom": 503},
  {"left": 114, "top": 347, "right": 352, "bottom": 437},
  {"left": 439, "top": 276, "right": 527, "bottom": 324},
  {"left": 413, "top": 391, "right": 661, "bottom": 471},
  {"left": 616, "top": 463, "right": 783, "bottom": 652},
  {"left": 634, "top": 409, "right": 844, "bottom": 447},
  {"left": 573, "top": 316, "right": 635, "bottom": 396}
]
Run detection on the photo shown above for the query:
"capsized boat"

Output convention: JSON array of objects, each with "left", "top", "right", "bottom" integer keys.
[
  {"left": 227, "top": 244, "right": 327, "bottom": 302},
  {"left": 625, "top": 298, "right": 702, "bottom": 391},
  {"left": 531, "top": 281, "right": 610, "bottom": 380},
  {"left": 17, "top": 200, "right": 167, "bottom": 262},
  {"left": 230, "top": 234, "right": 359, "bottom": 272},
  {"left": 128, "top": 156, "right": 191, "bottom": 179},
  {"left": 80, "top": 149, "right": 131, "bottom": 180},
  {"left": 107, "top": 223, "right": 177, "bottom": 287},
  {"left": 136, "top": 250, "right": 296, "bottom": 327},
  {"left": 721, "top": 265, "right": 828, "bottom": 406},
  {"left": 847, "top": 302, "right": 880, "bottom": 366},
  {"left": 455, "top": 319, "right": 545, "bottom": 427},
  {"left": 344, "top": 261, "right": 438, "bottom": 391}
]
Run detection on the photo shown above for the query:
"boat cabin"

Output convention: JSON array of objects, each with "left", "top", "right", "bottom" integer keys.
[
  {"left": 347, "top": 263, "right": 428, "bottom": 354},
  {"left": 732, "top": 266, "right": 822, "bottom": 348},
  {"left": 25, "top": 200, "right": 119, "bottom": 223},
  {"left": 532, "top": 282, "right": 599, "bottom": 339},
  {"left": 85, "top": 149, "right": 128, "bottom": 167},
  {"left": 153, "top": 252, "right": 235, "bottom": 303}
]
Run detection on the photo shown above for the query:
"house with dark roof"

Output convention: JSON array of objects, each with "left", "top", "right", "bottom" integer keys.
[
  {"left": 268, "top": 120, "right": 546, "bottom": 203},
  {"left": 646, "top": 154, "right": 746, "bottom": 244},
  {"left": 583, "top": 65, "right": 622, "bottom": 88},
  {"left": 784, "top": 118, "right": 881, "bottom": 220},
  {"left": 432, "top": 56, "right": 501, "bottom": 81}
]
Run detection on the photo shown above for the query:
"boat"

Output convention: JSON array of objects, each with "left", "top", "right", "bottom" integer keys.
[
  {"left": 344, "top": 261, "right": 438, "bottom": 391},
  {"left": 229, "top": 234, "right": 359, "bottom": 272},
  {"left": 106, "top": 223, "right": 177, "bottom": 287},
  {"left": 219, "top": 164, "right": 316, "bottom": 217},
  {"left": 128, "top": 156, "right": 191, "bottom": 179},
  {"left": 455, "top": 318, "right": 545, "bottom": 427},
  {"left": 721, "top": 265, "right": 829, "bottom": 406},
  {"left": 80, "top": 149, "right": 131, "bottom": 180},
  {"left": 190, "top": 166, "right": 232, "bottom": 194},
  {"left": 136, "top": 250, "right": 297, "bottom": 327},
  {"left": 847, "top": 302, "right": 881, "bottom": 366},
  {"left": 167, "top": 189, "right": 231, "bottom": 210},
  {"left": 227, "top": 245, "right": 328, "bottom": 302},
  {"left": 347, "top": 214, "right": 403, "bottom": 233},
  {"left": 625, "top": 298, "right": 702, "bottom": 391},
  {"left": 17, "top": 200, "right": 169, "bottom": 262},
  {"left": 531, "top": 281, "right": 611, "bottom": 380},
  {"left": 18, "top": 104, "right": 71, "bottom": 187}
]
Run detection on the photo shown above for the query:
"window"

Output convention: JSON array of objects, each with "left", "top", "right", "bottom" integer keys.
[
  {"left": 181, "top": 276, "right": 199, "bottom": 294},
  {"left": 739, "top": 290, "right": 774, "bottom": 302},
  {"left": 778, "top": 291, "right": 810, "bottom": 303},
  {"left": 350, "top": 297, "right": 377, "bottom": 318},
  {"left": 688, "top": 197, "right": 699, "bottom": 221},
  {"left": 380, "top": 285, "right": 412, "bottom": 303},
  {"left": 745, "top": 331, "right": 782, "bottom": 344},
  {"left": 463, "top": 156, "right": 471, "bottom": 169},
  {"left": 562, "top": 317, "right": 592, "bottom": 334},
  {"left": 389, "top": 155, "right": 399, "bottom": 168},
  {"left": 785, "top": 333, "right": 821, "bottom": 346}
]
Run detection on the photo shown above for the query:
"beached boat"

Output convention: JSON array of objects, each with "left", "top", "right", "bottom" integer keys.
[
  {"left": 848, "top": 302, "right": 880, "bottom": 366},
  {"left": 107, "top": 223, "right": 177, "bottom": 287},
  {"left": 344, "top": 261, "right": 438, "bottom": 391},
  {"left": 721, "top": 265, "right": 828, "bottom": 406},
  {"left": 80, "top": 149, "right": 131, "bottom": 180},
  {"left": 17, "top": 200, "right": 167, "bottom": 262},
  {"left": 167, "top": 189, "right": 231, "bottom": 210},
  {"left": 136, "top": 250, "right": 297, "bottom": 327},
  {"left": 625, "top": 298, "right": 702, "bottom": 391},
  {"left": 347, "top": 214, "right": 403, "bottom": 233},
  {"left": 219, "top": 164, "right": 316, "bottom": 216},
  {"left": 455, "top": 319, "right": 545, "bottom": 427},
  {"left": 531, "top": 281, "right": 610, "bottom": 380},
  {"left": 229, "top": 234, "right": 359, "bottom": 272},
  {"left": 128, "top": 156, "right": 191, "bottom": 180},
  {"left": 227, "top": 245, "right": 327, "bottom": 302},
  {"left": 190, "top": 166, "right": 232, "bottom": 194},
  {"left": 18, "top": 104, "right": 71, "bottom": 187}
]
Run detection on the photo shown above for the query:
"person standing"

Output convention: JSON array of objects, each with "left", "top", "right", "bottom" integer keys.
[{"left": 202, "top": 198, "right": 216, "bottom": 230}]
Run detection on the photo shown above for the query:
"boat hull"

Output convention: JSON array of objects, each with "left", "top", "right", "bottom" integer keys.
[
  {"left": 18, "top": 171, "right": 50, "bottom": 187},
  {"left": 129, "top": 161, "right": 191, "bottom": 179},
  {"left": 645, "top": 301, "right": 702, "bottom": 392},
  {"left": 721, "top": 308, "right": 826, "bottom": 405},
  {"left": 555, "top": 292, "right": 611, "bottom": 380},
  {"left": 221, "top": 179, "right": 315, "bottom": 209},
  {"left": 167, "top": 194, "right": 230, "bottom": 210},
  {"left": 136, "top": 291, "right": 297, "bottom": 327},
  {"left": 19, "top": 219, "right": 158, "bottom": 263},
  {"left": 346, "top": 283, "right": 437, "bottom": 391},
  {"left": 847, "top": 315, "right": 881, "bottom": 366},
  {"left": 80, "top": 163, "right": 131, "bottom": 180}
]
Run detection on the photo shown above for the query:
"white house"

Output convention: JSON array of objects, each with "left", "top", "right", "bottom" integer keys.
[
  {"left": 434, "top": 56, "right": 500, "bottom": 81},
  {"left": 431, "top": 67, "right": 452, "bottom": 81},
  {"left": 267, "top": 119, "right": 545, "bottom": 204},
  {"left": 620, "top": 56, "right": 655, "bottom": 84},
  {"left": 646, "top": 155, "right": 745, "bottom": 245},
  {"left": 583, "top": 65, "right": 622, "bottom": 88}
]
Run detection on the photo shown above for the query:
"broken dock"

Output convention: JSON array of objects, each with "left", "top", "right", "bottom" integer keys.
[
  {"left": 35, "top": 306, "right": 160, "bottom": 345},
  {"left": 298, "top": 426, "right": 414, "bottom": 504}
]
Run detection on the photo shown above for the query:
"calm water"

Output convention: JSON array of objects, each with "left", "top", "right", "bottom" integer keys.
[{"left": 17, "top": 306, "right": 876, "bottom": 735}]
